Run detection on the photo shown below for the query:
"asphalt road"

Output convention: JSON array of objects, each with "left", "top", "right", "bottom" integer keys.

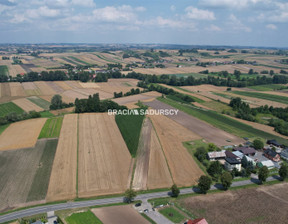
[{"left": 0, "top": 176, "right": 279, "bottom": 223}]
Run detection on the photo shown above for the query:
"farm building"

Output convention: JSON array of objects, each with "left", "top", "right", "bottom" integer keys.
[
  {"left": 267, "top": 139, "right": 283, "bottom": 148},
  {"left": 207, "top": 150, "right": 226, "bottom": 161},
  {"left": 280, "top": 148, "right": 288, "bottom": 160},
  {"left": 258, "top": 160, "right": 275, "bottom": 169},
  {"left": 234, "top": 147, "right": 256, "bottom": 156},
  {"left": 264, "top": 149, "right": 281, "bottom": 162},
  {"left": 225, "top": 157, "right": 241, "bottom": 171},
  {"left": 232, "top": 151, "right": 244, "bottom": 160},
  {"left": 225, "top": 150, "right": 241, "bottom": 162},
  {"left": 186, "top": 218, "right": 208, "bottom": 224}
]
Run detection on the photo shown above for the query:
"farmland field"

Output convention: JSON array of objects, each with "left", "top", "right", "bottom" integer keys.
[
  {"left": 78, "top": 113, "right": 132, "bottom": 198},
  {"left": 92, "top": 205, "right": 149, "bottom": 224},
  {"left": 0, "top": 118, "right": 46, "bottom": 151},
  {"left": 66, "top": 210, "right": 102, "bottom": 224},
  {"left": 27, "top": 96, "right": 51, "bottom": 110},
  {"left": 232, "top": 91, "right": 288, "bottom": 104},
  {"left": 248, "top": 84, "right": 288, "bottom": 91},
  {"left": 115, "top": 109, "right": 145, "bottom": 157},
  {"left": 12, "top": 98, "right": 44, "bottom": 112},
  {"left": 46, "top": 114, "right": 78, "bottom": 202},
  {"left": 0, "top": 139, "right": 56, "bottom": 212},
  {"left": 157, "top": 97, "right": 288, "bottom": 145},
  {"left": 179, "top": 182, "right": 288, "bottom": 224},
  {"left": 0, "top": 65, "right": 8, "bottom": 76},
  {"left": 38, "top": 117, "right": 63, "bottom": 139},
  {"left": 0, "top": 102, "right": 24, "bottom": 117}
]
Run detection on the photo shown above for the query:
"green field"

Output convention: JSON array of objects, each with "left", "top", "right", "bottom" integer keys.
[
  {"left": 159, "top": 207, "right": 186, "bottom": 223},
  {"left": 68, "top": 56, "right": 91, "bottom": 65},
  {"left": 0, "top": 124, "right": 9, "bottom": 135},
  {"left": 27, "top": 96, "right": 51, "bottom": 110},
  {"left": 0, "top": 102, "right": 24, "bottom": 117},
  {"left": 61, "top": 57, "right": 82, "bottom": 66},
  {"left": 26, "top": 139, "right": 58, "bottom": 202},
  {"left": 66, "top": 210, "right": 102, "bottom": 224},
  {"left": 232, "top": 91, "right": 288, "bottom": 104},
  {"left": 158, "top": 97, "right": 288, "bottom": 145},
  {"left": 0, "top": 65, "right": 8, "bottom": 76},
  {"left": 172, "top": 86, "right": 205, "bottom": 103},
  {"left": 200, "top": 100, "right": 232, "bottom": 113},
  {"left": 38, "top": 117, "right": 63, "bottom": 139},
  {"left": 248, "top": 84, "right": 288, "bottom": 91},
  {"left": 115, "top": 109, "right": 145, "bottom": 157}
]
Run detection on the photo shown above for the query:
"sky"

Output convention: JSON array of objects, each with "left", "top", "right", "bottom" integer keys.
[{"left": 0, "top": 0, "right": 287, "bottom": 47}]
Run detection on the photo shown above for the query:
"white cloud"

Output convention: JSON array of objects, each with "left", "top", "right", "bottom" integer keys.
[
  {"left": 227, "top": 14, "right": 251, "bottom": 32},
  {"left": 258, "top": 2, "right": 288, "bottom": 22},
  {"left": 71, "top": 0, "right": 95, "bottom": 7},
  {"left": 199, "top": 0, "right": 271, "bottom": 9},
  {"left": 135, "top": 6, "right": 146, "bottom": 12},
  {"left": 266, "top": 23, "right": 277, "bottom": 30},
  {"left": 185, "top": 6, "right": 215, "bottom": 20},
  {"left": 206, "top": 24, "right": 221, "bottom": 31}
]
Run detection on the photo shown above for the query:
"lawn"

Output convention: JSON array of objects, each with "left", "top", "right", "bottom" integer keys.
[
  {"left": 115, "top": 109, "right": 145, "bottom": 157},
  {"left": 232, "top": 91, "right": 288, "bottom": 104},
  {"left": 66, "top": 210, "right": 103, "bottom": 224},
  {"left": 26, "top": 139, "right": 58, "bottom": 202},
  {"left": 248, "top": 84, "right": 288, "bottom": 91},
  {"left": 27, "top": 96, "right": 51, "bottom": 110},
  {"left": 158, "top": 97, "right": 288, "bottom": 145},
  {"left": 159, "top": 207, "right": 186, "bottom": 223},
  {"left": 0, "top": 65, "right": 8, "bottom": 76},
  {"left": 38, "top": 116, "right": 64, "bottom": 139},
  {"left": 0, "top": 102, "right": 24, "bottom": 117}
]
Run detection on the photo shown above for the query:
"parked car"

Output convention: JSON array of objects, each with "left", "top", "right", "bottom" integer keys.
[{"left": 135, "top": 203, "right": 141, "bottom": 207}]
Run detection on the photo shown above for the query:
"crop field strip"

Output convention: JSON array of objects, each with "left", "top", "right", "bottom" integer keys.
[
  {"left": 12, "top": 98, "right": 44, "bottom": 112},
  {"left": 78, "top": 113, "right": 132, "bottom": 198},
  {"left": 27, "top": 96, "right": 51, "bottom": 110},
  {"left": 0, "top": 102, "right": 24, "bottom": 117},
  {"left": 46, "top": 114, "right": 78, "bottom": 201},
  {"left": 0, "top": 65, "right": 9, "bottom": 76},
  {"left": 38, "top": 116, "right": 64, "bottom": 139},
  {"left": 0, "top": 118, "right": 47, "bottom": 151},
  {"left": 158, "top": 97, "right": 288, "bottom": 145}
]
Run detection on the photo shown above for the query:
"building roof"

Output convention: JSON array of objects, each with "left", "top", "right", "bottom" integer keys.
[
  {"left": 234, "top": 147, "right": 256, "bottom": 155},
  {"left": 207, "top": 150, "right": 226, "bottom": 159},
  {"left": 225, "top": 150, "right": 238, "bottom": 158},
  {"left": 245, "top": 155, "right": 255, "bottom": 164},
  {"left": 265, "top": 149, "right": 278, "bottom": 158},
  {"left": 188, "top": 218, "right": 208, "bottom": 224},
  {"left": 232, "top": 151, "right": 244, "bottom": 159},
  {"left": 261, "top": 160, "right": 275, "bottom": 168},
  {"left": 225, "top": 157, "right": 241, "bottom": 165},
  {"left": 267, "top": 139, "right": 282, "bottom": 147}
]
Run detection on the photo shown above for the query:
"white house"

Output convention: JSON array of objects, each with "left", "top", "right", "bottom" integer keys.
[{"left": 225, "top": 157, "right": 241, "bottom": 171}]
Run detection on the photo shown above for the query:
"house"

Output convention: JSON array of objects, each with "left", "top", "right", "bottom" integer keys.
[
  {"left": 280, "top": 148, "right": 288, "bottom": 160},
  {"left": 207, "top": 150, "right": 226, "bottom": 161},
  {"left": 225, "top": 150, "right": 242, "bottom": 162},
  {"left": 267, "top": 139, "right": 283, "bottom": 148},
  {"left": 244, "top": 155, "right": 256, "bottom": 166},
  {"left": 233, "top": 147, "right": 256, "bottom": 156},
  {"left": 258, "top": 160, "right": 275, "bottom": 169},
  {"left": 187, "top": 218, "right": 208, "bottom": 224},
  {"left": 225, "top": 157, "right": 242, "bottom": 171},
  {"left": 264, "top": 149, "right": 280, "bottom": 162},
  {"left": 232, "top": 151, "right": 244, "bottom": 160}
]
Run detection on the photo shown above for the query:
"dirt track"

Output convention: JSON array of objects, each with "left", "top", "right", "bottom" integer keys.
[{"left": 145, "top": 100, "right": 244, "bottom": 146}]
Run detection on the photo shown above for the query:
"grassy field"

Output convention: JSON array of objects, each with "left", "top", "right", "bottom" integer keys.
[
  {"left": 0, "top": 102, "right": 24, "bottom": 117},
  {"left": 0, "top": 124, "right": 9, "bottom": 135},
  {"left": 248, "top": 84, "right": 288, "bottom": 91},
  {"left": 61, "top": 57, "right": 82, "bottom": 66},
  {"left": 68, "top": 56, "right": 91, "bottom": 65},
  {"left": 0, "top": 65, "right": 8, "bottom": 76},
  {"left": 115, "top": 109, "right": 145, "bottom": 157},
  {"left": 66, "top": 210, "right": 103, "bottom": 224},
  {"left": 27, "top": 97, "right": 51, "bottom": 110},
  {"left": 159, "top": 207, "right": 186, "bottom": 223},
  {"left": 232, "top": 91, "right": 288, "bottom": 104},
  {"left": 26, "top": 139, "right": 58, "bottom": 202},
  {"left": 40, "top": 111, "right": 55, "bottom": 118},
  {"left": 158, "top": 97, "right": 288, "bottom": 145},
  {"left": 38, "top": 117, "right": 63, "bottom": 139},
  {"left": 172, "top": 86, "right": 205, "bottom": 103},
  {"left": 200, "top": 100, "right": 232, "bottom": 113}
]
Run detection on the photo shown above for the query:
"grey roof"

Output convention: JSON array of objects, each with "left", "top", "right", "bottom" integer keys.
[
  {"left": 207, "top": 150, "right": 226, "bottom": 159},
  {"left": 225, "top": 157, "right": 241, "bottom": 164},
  {"left": 234, "top": 147, "right": 256, "bottom": 155},
  {"left": 265, "top": 149, "right": 278, "bottom": 158}
]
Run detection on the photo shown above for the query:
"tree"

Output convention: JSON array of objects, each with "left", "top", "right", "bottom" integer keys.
[
  {"left": 258, "top": 166, "right": 269, "bottom": 184},
  {"left": 194, "top": 147, "right": 207, "bottom": 162},
  {"left": 221, "top": 172, "right": 233, "bottom": 190},
  {"left": 279, "top": 164, "right": 288, "bottom": 180},
  {"left": 253, "top": 139, "right": 264, "bottom": 150},
  {"left": 50, "top": 94, "right": 63, "bottom": 110},
  {"left": 207, "top": 161, "right": 223, "bottom": 179},
  {"left": 171, "top": 184, "right": 180, "bottom": 197},
  {"left": 198, "top": 175, "right": 212, "bottom": 194},
  {"left": 124, "top": 189, "right": 137, "bottom": 203},
  {"left": 207, "top": 143, "right": 219, "bottom": 152}
]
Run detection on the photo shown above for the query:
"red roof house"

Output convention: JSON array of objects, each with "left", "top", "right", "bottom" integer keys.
[{"left": 187, "top": 218, "right": 208, "bottom": 224}]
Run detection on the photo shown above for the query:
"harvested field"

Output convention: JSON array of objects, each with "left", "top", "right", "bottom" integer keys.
[
  {"left": 182, "top": 84, "right": 229, "bottom": 92},
  {"left": 62, "top": 89, "right": 89, "bottom": 100},
  {"left": 34, "top": 81, "right": 56, "bottom": 96},
  {"left": 132, "top": 118, "right": 152, "bottom": 190},
  {"left": 13, "top": 98, "right": 44, "bottom": 112},
  {"left": 22, "top": 82, "right": 42, "bottom": 96},
  {"left": 78, "top": 82, "right": 100, "bottom": 88},
  {"left": 46, "top": 81, "right": 65, "bottom": 93},
  {"left": 0, "top": 118, "right": 46, "bottom": 151},
  {"left": 50, "top": 107, "right": 74, "bottom": 116},
  {"left": 9, "top": 82, "right": 26, "bottom": 97},
  {"left": 145, "top": 100, "right": 244, "bottom": 146},
  {"left": 179, "top": 182, "right": 288, "bottom": 224},
  {"left": 78, "top": 113, "right": 132, "bottom": 198},
  {"left": 92, "top": 205, "right": 150, "bottom": 224},
  {"left": 40, "top": 94, "right": 73, "bottom": 104},
  {"left": 46, "top": 114, "right": 78, "bottom": 202},
  {"left": 149, "top": 113, "right": 203, "bottom": 187},
  {"left": 1, "top": 83, "right": 11, "bottom": 97},
  {"left": 54, "top": 81, "right": 73, "bottom": 90},
  {"left": 65, "top": 81, "right": 83, "bottom": 89},
  {"left": 147, "top": 121, "right": 173, "bottom": 189},
  {"left": 113, "top": 92, "right": 161, "bottom": 105},
  {"left": 0, "top": 140, "right": 47, "bottom": 212}
]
